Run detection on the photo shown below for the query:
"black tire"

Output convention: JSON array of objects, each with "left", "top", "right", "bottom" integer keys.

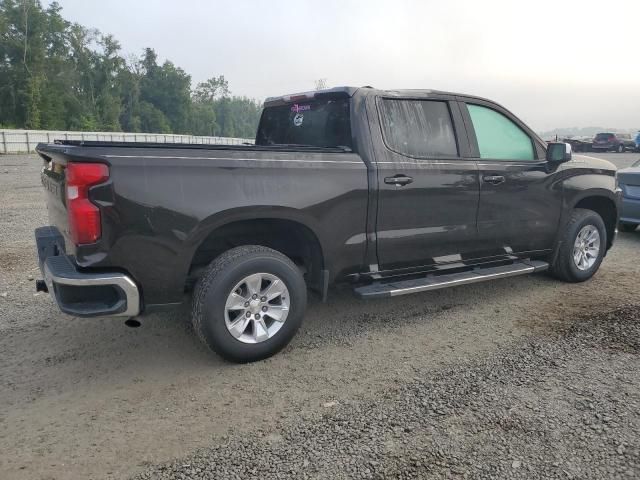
[
  {"left": 549, "top": 208, "right": 607, "bottom": 283},
  {"left": 192, "top": 246, "right": 307, "bottom": 363},
  {"left": 617, "top": 144, "right": 625, "bottom": 153},
  {"left": 619, "top": 222, "right": 638, "bottom": 233}
]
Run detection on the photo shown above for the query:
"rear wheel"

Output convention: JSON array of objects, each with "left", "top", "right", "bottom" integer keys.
[
  {"left": 619, "top": 222, "right": 638, "bottom": 233},
  {"left": 550, "top": 209, "right": 606, "bottom": 283},
  {"left": 192, "top": 246, "right": 307, "bottom": 363}
]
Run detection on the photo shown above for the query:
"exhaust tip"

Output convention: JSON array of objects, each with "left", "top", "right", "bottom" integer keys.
[{"left": 124, "top": 318, "right": 141, "bottom": 328}]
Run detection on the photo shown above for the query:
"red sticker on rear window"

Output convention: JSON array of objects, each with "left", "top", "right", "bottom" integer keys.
[{"left": 291, "top": 104, "right": 311, "bottom": 113}]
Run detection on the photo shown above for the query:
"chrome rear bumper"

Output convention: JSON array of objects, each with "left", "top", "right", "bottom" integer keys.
[{"left": 35, "top": 226, "right": 141, "bottom": 317}]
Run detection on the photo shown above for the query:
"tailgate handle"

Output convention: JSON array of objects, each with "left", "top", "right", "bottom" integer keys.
[{"left": 384, "top": 175, "right": 413, "bottom": 186}]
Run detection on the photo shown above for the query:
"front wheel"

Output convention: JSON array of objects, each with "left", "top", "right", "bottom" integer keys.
[
  {"left": 549, "top": 209, "right": 606, "bottom": 283},
  {"left": 192, "top": 246, "right": 307, "bottom": 363}
]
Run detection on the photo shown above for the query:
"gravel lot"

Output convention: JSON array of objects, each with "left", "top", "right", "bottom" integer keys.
[{"left": 1, "top": 152, "right": 639, "bottom": 479}]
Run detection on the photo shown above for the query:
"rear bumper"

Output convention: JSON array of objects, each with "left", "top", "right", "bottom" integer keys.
[{"left": 35, "top": 226, "right": 141, "bottom": 317}]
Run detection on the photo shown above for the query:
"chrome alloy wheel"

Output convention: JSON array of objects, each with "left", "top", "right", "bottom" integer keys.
[
  {"left": 572, "top": 225, "right": 601, "bottom": 271},
  {"left": 224, "top": 273, "right": 290, "bottom": 344}
]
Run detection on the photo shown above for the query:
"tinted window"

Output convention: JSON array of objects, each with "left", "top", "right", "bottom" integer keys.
[
  {"left": 256, "top": 98, "right": 352, "bottom": 148},
  {"left": 379, "top": 99, "right": 458, "bottom": 158},
  {"left": 467, "top": 104, "right": 535, "bottom": 161}
]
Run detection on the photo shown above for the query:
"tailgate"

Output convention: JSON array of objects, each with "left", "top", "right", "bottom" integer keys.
[{"left": 38, "top": 149, "right": 70, "bottom": 246}]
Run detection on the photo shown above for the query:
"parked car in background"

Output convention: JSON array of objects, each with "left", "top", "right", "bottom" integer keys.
[
  {"left": 562, "top": 136, "right": 593, "bottom": 152},
  {"left": 618, "top": 159, "right": 640, "bottom": 232},
  {"left": 635, "top": 131, "right": 640, "bottom": 152},
  {"left": 592, "top": 132, "right": 636, "bottom": 153}
]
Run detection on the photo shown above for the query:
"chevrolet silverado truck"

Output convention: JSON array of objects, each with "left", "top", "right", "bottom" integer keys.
[{"left": 35, "top": 86, "right": 621, "bottom": 362}]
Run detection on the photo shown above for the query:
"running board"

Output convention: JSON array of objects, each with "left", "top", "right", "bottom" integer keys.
[{"left": 354, "top": 260, "right": 549, "bottom": 299}]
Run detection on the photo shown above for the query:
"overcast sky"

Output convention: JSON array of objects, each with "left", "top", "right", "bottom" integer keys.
[{"left": 46, "top": 0, "right": 638, "bottom": 132}]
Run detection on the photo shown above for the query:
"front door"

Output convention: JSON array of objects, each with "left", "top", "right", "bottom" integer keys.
[
  {"left": 373, "top": 96, "right": 482, "bottom": 272},
  {"left": 461, "top": 101, "right": 562, "bottom": 255}
]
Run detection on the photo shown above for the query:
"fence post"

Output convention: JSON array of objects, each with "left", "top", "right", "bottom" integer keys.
[
  {"left": 1, "top": 131, "right": 6, "bottom": 154},
  {"left": 25, "top": 131, "right": 31, "bottom": 153},
  {"left": 46, "top": 132, "right": 51, "bottom": 143}
]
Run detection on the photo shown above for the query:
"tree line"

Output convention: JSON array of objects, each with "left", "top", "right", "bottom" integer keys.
[{"left": 0, "top": 0, "right": 262, "bottom": 138}]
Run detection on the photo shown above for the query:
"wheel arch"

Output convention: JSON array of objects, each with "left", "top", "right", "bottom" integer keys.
[
  {"left": 571, "top": 194, "right": 618, "bottom": 250},
  {"left": 185, "top": 207, "right": 326, "bottom": 292}
]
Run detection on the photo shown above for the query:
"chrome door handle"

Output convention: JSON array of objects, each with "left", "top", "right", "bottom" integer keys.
[
  {"left": 384, "top": 175, "right": 413, "bottom": 186},
  {"left": 483, "top": 175, "right": 505, "bottom": 185}
]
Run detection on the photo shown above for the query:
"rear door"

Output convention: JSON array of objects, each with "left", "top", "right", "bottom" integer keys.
[
  {"left": 460, "top": 100, "right": 562, "bottom": 256},
  {"left": 372, "top": 95, "right": 481, "bottom": 272}
]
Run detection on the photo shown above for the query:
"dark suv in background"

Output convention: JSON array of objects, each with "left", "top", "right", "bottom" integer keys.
[{"left": 592, "top": 132, "right": 636, "bottom": 153}]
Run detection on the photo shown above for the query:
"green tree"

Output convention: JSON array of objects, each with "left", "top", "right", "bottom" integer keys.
[
  {"left": 0, "top": 1, "right": 262, "bottom": 137},
  {"left": 139, "top": 48, "right": 191, "bottom": 133},
  {"left": 194, "top": 75, "right": 229, "bottom": 103}
]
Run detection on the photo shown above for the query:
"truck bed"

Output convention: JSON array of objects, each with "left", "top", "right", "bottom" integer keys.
[
  {"left": 35, "top": 141, "right": 370, "bottom": 308},
  {"left": 49, "top": 139, "right": 351, "bottom": 154}
]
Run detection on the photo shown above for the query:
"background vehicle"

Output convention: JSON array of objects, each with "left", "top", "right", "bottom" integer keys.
[
  {"left": 618, "top": 159, "right": 640, "bottom": 232},
  {"left": 562, "top": 136, "right": 593, "bottom": 152},
  {"left": 592, "top": 132, "right": 636, "bottom": 153},
  {"left": 35, "top": 87, "right": 621, "bottom": 362}
]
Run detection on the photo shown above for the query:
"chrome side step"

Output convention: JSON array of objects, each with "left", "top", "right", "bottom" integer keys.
[{"left": 354, "top": 260, "right": 549, "bottom": 299}]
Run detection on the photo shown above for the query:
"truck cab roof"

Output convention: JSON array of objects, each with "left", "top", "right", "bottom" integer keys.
[{"left": 264, "top": 86, "right": 499, "bottom": 107}]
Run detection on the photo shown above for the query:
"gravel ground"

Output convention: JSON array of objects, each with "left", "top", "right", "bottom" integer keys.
[
  {"left": 1, "top": 152, "right": 639, "bottom": 479},
  {"left": 134, "top": 305, "right": 640, "bottom": 480}
]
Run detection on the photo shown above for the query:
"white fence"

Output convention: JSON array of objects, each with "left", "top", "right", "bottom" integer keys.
[{"left": 0, "top": 129, "right": 254, "bottom": 154}]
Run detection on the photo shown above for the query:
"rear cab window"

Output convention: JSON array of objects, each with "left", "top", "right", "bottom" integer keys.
[
  {"left": 467, "top": 104, "right": 535, "bottom": 161},
  {"left": 256, "top": 97, "right": 352, "bottom": 149},
  {"left": 378, "top": 99, "right": 458, "bottom": 158}
]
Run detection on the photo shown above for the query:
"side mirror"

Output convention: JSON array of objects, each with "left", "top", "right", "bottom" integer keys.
[{"left": 546, "top": 142, "right": 572, "bottom": 163}]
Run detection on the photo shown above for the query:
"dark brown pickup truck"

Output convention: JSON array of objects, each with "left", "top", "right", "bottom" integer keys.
[{"left": 35, "top": 86, "right": 621, "bottom": 362}]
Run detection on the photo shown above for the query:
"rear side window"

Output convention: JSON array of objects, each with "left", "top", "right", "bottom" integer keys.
[
  {"left": 379, "top": 99, "right": 458, "bottom": 158},
  {"left": 467, "top": 104, "right": 535, "bottom": 161},
  {"left": 256, "top": 98, "right": 352, "bottom": 149}
]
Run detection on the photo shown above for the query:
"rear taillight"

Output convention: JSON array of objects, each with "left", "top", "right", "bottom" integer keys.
[{"left": 65, "top": 162, "right": 109, "bottom": 245}]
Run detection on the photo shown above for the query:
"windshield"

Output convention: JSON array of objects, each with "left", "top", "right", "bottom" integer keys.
[{"left": 256, "top": 98, "right": 352, "bottom": 149}]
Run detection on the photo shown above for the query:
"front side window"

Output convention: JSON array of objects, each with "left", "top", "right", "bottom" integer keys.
[
  {"left": 467, "top": 104, "right": 535, "bottom": 161},
  {"left": 379, "top": 99, "right": 458, "bottom": 158}
]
